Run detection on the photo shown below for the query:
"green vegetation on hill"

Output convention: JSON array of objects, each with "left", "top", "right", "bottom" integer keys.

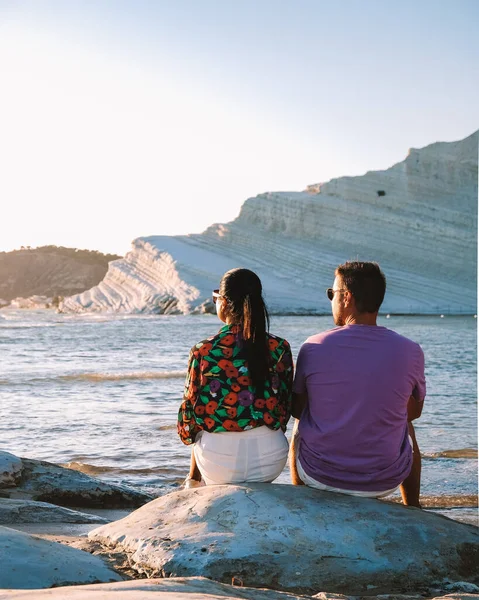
[{"left": 0, "top": 245, "right": 122, "bottom": 303}]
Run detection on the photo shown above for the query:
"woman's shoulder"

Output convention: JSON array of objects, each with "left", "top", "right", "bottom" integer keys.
[
  {"left": 267, "top": 332, "right": 291, "bottom": 349},
  {"left": 190, "top": 325, "right": 232, "bottom": 353}
]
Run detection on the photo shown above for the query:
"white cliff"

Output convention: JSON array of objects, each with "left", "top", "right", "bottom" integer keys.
[{"left": 61, "top": 131, "right": 478, "bottom": 315}]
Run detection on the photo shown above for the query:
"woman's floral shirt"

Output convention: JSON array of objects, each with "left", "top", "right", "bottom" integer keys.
[{"left": 178, "top": 324, "right": 293, "bottom": 445}]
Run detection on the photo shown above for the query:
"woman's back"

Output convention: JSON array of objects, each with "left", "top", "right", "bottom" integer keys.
[{"left": 178, "top": 323, "right": 293, "bottom": 444}]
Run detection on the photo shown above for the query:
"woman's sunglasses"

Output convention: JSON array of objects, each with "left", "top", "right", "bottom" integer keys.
[{"left": 212, "top": 289, "right": 221, "bottom": 304}]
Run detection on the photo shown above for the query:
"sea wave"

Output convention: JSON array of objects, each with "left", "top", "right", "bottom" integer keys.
[
  {"left": 0, "top": 323, "right": 58, "bottom": 328},
  {"left": 0, "top": 370, "right": 187, "bottom": 385},
  {"left": 423, "top": 448, "right": 478, "bottom": 459},
  {"left": 58, "top": 370, "right": 187, "bottom": 381},
  {"left": 61, "top": 461, "right": 182, "bottom": 476}
]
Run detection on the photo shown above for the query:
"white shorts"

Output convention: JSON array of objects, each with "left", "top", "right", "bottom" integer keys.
[
  {"left": 194, "top": 425, "right": 289, "bottom": 485},
  {"left": 296, "top": 456, "right": 399, "bottom": 498}
]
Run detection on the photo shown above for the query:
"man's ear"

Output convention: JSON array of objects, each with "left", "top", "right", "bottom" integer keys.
[{"left": 343, "top": 290, "right": 353, "bottom": 307}]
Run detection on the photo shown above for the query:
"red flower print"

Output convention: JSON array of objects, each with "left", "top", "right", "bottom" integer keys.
[
  {"left": 200, "top": 359, "right": 209, "bottom": 371},
  {"left": 266, "top": 397, "right": 278, "bottom": 410},
  {"left": 222, "top": 334, "right": 235, "bottom": 346},
  {"left": 268, "top": 338, "right": 279, "bottom": 351},
  {"left": 218, "top": 359, "right": 234, "bottom": 370},
  {"left": 205, "top": 400, "right": 218, "bottom": 415},
  {"left": 200, "top": 374, "right": 208, "bottom": 386},
  {"left": 204, "top": 417, "right": 215, "bottom": 429},
  {"left": 226, "top": 406, "right": 237, "bottom": 418},
  {"left": 225, "top": 366, "right": 239, "bottom": 378},
  {"left": 276, "top": 362, "right": 285, "bottom": 372},
  {"left": 199, "top": 343, "right": 213, "bottom": 357},
  {"left": 224, "top": 392, "right": 237, "bottom": 405},
  {"left": 189, "top": 367, "right": 197, "bottom": 382},
  {"left": 230, "top": 325, "right": 240, "bottom": 335},
  {"left": 194, "top": 404, "right": 205, "bottom": 415},
  {"left": 222, "top": 347, "right": 233, "bottom": 358},
  {"left": 237, "top": 375, "right": 252, "bottom": 386},
  {"left": 263, "top": 413, "right": 274, "bottom": 425},
  {"left": 223, "top": 419, "right": 242, "bottom": 431},
  {"left": 254, "top": 398, "right": 266, "bottom": 409},
  {"left": 231, "top": 383, "right": 241, "bottom": 392}
]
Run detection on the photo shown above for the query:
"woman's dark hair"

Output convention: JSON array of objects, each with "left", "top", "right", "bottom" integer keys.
[{"left": 219, "top": 267, "right": 270, "bottom": 395}]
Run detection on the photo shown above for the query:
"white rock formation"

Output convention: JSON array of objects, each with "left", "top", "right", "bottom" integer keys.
[
  {"left": 61, "top": 131, "right": 478, "bottom": 315},
  {"left": 0, "top": 526, "right": 122, "bottom": 589},
  {"left": 0, "top": 579, "right": 478, "bottom": 600},
  {"left": 0, "top": 451, "right": 23, "bottom": 487},
  {"left": 9, "top": 295, "right": 53, "bottom": 309},
  {"left": 87, "top": 483, "right": 479, "bottom": 595},
  {"left": 0, "top": 498, "right": 108, "bottom": 524},
  {"left": 0, "top": 451, "right": 153, "bottom": 509},
  {"left": 0, "top": 576, "right": 311, "bottom": 599}
]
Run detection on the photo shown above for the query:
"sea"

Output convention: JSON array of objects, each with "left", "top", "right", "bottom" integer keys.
[{"left": 1, "top": 310, "right": 477, "bottom": 524}]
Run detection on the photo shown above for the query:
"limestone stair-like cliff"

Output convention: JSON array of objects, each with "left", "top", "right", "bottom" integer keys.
[{"left": 60, "top": 131, "right": 478, "bottom": 315}]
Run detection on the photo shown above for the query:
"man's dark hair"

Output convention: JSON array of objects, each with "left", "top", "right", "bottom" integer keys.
[{"left": 335, "top": 261, "right": 386, "bottom": 313}]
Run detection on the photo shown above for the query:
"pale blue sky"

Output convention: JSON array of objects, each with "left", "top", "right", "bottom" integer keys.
[{"left": 0, "top": 0, "right": 477, "bottom": 255}]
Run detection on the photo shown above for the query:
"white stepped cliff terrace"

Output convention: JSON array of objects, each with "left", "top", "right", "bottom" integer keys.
[{"left": 61, "top": 131, "right": 478, "bottom": 315}]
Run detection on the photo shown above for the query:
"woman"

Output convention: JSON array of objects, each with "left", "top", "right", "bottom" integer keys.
[{"left": 177, "top": 267, "right": 293, "bottom": 486}]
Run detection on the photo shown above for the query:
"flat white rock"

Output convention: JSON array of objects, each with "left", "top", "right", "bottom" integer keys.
[
  {"left": 0, "top": 498, "right": 108, "bottom": 524},
  {"left": 88, "top": 483, "right": 479, "bottom": 595},
  {"left": 0, "top": 576, "right": 310, "bottom": 599},
  {"left": 0, "top": 578, "right": 477, "bottom": 599},
  {"left": 0, "top": 525, "right": 123, "bottom": 589},
  {"left": 0, "top": 452, "right": 153, "bottom": 509},
  {"left": 0, "top": 451, "right": 23, "bottom": 487}
]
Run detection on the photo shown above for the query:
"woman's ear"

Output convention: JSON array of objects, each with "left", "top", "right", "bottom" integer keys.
[{"left": 216, "top": 296, "right": 228, "bottom": 322}]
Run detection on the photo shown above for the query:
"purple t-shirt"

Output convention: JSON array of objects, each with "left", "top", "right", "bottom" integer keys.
[{"left": 293, "top": 324, "right": 426, "bottom": 492}]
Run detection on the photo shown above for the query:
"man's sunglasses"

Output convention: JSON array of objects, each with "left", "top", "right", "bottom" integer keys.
[
  {"left": 326, "top": 288, "right": 346, "bottom": 301},
  {"left": 212, "top": 289, "right": 221, "bottom": 304}
]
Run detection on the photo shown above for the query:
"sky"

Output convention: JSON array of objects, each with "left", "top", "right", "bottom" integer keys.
[{"left": 0, "top": 0, "right": 478, "bottom": 256}]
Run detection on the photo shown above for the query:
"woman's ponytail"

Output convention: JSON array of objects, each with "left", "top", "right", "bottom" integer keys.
[{"left": 219, "top": 268, "right": 271, "bottom": 396}]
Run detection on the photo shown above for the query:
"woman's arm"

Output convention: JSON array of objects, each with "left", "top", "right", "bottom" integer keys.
[
  {"left": 177, "top": 347, "right": 202, "bottom": 445},
  {"left": 277, "top": 340, "right": 294, "bottom": 428}
]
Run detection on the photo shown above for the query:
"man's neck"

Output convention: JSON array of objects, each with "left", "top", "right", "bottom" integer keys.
[{"left": 344, "top": 312, "right": 378, "bottom": 326}]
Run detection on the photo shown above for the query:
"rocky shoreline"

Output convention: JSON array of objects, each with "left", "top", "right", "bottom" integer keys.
[{"left": 1, "top": 450, "right": 478, "bottom": 599}]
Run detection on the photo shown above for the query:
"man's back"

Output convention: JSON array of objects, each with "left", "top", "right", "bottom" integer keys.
[{"left": 294, "top": 324, "right": 426, "bottom": 492}]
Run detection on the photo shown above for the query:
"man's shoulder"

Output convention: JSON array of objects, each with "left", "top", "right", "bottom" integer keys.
[
  {"left": 301, "top": 326, "right": 423, "bottom": 351},
  {"left": 302, "top": 327, "right": 342, "bottom": 345},
  {"left": 380, "top": 327, "right": 423, "bottom": 351}
]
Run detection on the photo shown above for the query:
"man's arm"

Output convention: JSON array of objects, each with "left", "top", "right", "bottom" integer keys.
[
  {"left": 291, "top": 391, "right": 308, "bottom": 420},
  {"left": 407, "top": 394, "right": 424, "bottom": 421},
  {"left": 408, "top": 345, "right": 426, "bottom": 422}
]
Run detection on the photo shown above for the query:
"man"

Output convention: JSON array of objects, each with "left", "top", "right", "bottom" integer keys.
[{"left": 290, "top": 261, "right": 426, "bottom": 507}]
